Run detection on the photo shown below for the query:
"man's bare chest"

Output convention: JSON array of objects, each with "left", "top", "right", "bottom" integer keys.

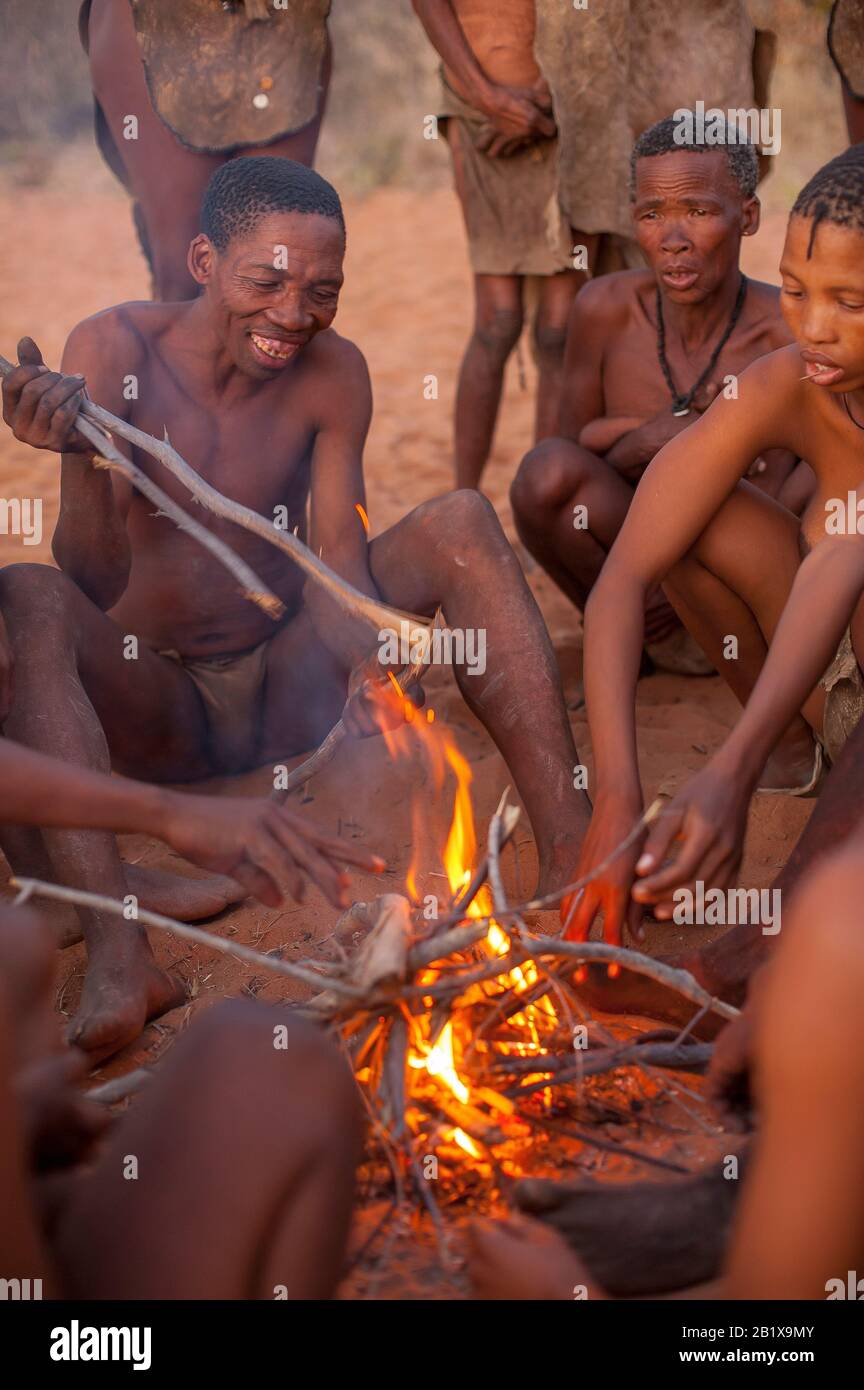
[{"left": 124, "top": 371, "right": 315, "bottom": 513}]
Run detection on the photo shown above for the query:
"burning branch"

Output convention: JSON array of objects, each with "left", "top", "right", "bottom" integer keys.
[{"left": 15, "top": 777, "right": 733, "bottom": 1250}]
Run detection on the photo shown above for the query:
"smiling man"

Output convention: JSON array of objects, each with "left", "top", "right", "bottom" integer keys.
[
  {"left": 511, "top": 114, "right": 796, "bottom": 673},
  {"left": 0, "top": 157, "right": 590, "bottom": 1057}
]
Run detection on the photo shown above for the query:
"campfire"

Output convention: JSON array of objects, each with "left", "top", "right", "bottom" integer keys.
[{"left": 300, "top": 695, "right": 730, "bottom": 1253}]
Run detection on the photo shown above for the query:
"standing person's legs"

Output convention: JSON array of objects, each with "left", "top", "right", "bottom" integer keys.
[
  {"left": 53, "top": 1002, "right": 362, "bottom": 1299},
  {"left": 531, "top": 268, "right": 587, "bottom": 442},
  {"left": 454, "top": 273, "right": 525, "bottom": 489},
  {"left": 87, "top": 0, "right": 331, "bottom": 301},
  {"left": 87, "top": 0, "right": 222, "bottom": 300}
]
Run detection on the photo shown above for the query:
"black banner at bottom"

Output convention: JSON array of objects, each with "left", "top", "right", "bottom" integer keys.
[{"left": 0, "top": 1295, "right": 859, "bottom": 1375}]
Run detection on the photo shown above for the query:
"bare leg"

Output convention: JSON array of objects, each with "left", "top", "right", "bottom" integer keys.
[
  {"left": 369, "top": 491, "right": 590, "bottom": 890},
  {"left": 454, "top": 272, "right": 525, "bottom": 490},
  {"left": 511, "top": 436, "right": 634, "bottom": 609},
  {"left": 52, "top": 1002, "right": 361, "bottom": 1298},
  {"left": 0, "top": 564, "right": 222, "bottom": 1055},
  {"left": 257, "top": 494, "right": 590, "bottom": 892},
  {"left": 531, "top": 271, "right": 584, "bottom": 443},
  {"left": 87, "top": 0, "right": 331, "bottom": 301},
  {"left": 663, "top": 481, "right": 818, "bottom": 787}
]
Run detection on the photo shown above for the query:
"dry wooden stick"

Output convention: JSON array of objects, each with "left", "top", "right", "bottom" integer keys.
[
  {"left": 0, "top": 350, "right": 431, "bottom": 639},
  {"left": 2, "top": 355, "right": 286, "bottom": 622},
  {"left": 502, "top": 1041, "right": 713, "bottom": 1095},
  {"left": 428, "top": 796, "right": 670, "bottom": 935},
  {"left": 11, "top": 877, "right": 367, "bottom": 999},
  {"left": 272, "top": 633, "right": 437, "bottom": 803},
  {"left": 11, "top": 353, "right": 431, "bottom": 643},
  {"left": 521, "top": 936, "right": 740, "bottom": 1021},
  {"left": 486, "top": 789, "right": 524, "bottom": 931}
]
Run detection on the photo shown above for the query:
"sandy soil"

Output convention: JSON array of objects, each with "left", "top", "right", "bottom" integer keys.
[{"left": 0, "top": 151, "right": 812, "bottom": 1296}]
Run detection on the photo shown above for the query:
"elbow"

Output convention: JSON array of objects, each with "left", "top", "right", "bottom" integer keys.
[{"left": 584, "top": 559, "right": 643, "bottom": 634}]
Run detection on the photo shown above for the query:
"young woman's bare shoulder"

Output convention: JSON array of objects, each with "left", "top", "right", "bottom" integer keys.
[{"left": 734, "top": 344, "right": 808, "bottom": 429}]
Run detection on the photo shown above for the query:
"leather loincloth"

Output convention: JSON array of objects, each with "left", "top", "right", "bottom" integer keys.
[
  {"left": 829, "top": 0, "right": 864, "bottom": 99},
  {"left": 80, "top": 0, "right": 331, "bottom": 156}
]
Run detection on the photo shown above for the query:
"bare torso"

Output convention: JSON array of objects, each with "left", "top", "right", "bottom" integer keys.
[
  {"left": 771, "top": 351, "right": 864, "bottom": 553},
  {"left": 599, "top": 271, "right": 789, "bottom": 420},
  {"left": 73, "top": 302, "right": 344, "bottom": 658},
  {"left": 448, "top": 0, "right": 540, "bottom": 91}
]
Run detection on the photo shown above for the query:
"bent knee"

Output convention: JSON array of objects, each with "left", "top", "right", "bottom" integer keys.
[
  {"left": 415, "top": 487, "right": 501, "bottom": 540},
  {"left": 511, "top": 438, "right": 592, "bottom": 524},
  {"left": 0, "top": 563, "right": 76, "bottom": 632},
  {"left": 473, "top": 306, "right": 524, "bottom": 360},
  {"left": 532, "top": 319, "right": 568, "bottom": 362}
]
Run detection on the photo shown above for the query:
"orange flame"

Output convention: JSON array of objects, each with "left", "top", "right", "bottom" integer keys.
[
  {"left": 395, "top": 722, "right": 558, "bottom": 1156},
  {"left": 355, "top": 501, "right": 370, "bottom": 533}
]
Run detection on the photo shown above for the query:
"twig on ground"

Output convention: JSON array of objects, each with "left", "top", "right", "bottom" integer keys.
[{"left": 11, "top": 877, "right": 367, "bottom": 999}]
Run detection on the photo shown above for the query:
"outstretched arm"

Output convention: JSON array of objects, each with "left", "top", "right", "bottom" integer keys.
[
  {"left": 566, "top": 355, "right": 788, "bottom": 945},
  {"left": 635, "top": 529, "right": 864, "bottom": 908},
  {"left": 0, "top": 737, "right": 384, "bottom": 909}
]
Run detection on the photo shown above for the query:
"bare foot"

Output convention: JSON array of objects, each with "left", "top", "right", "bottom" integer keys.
[
  {"left": 515, "top": 1163, "right": 744, "bottom": 1296},
  {"left": 125, "top": 864, "right": 246, "bottom": 919},
  {"left": 536, "top": 829, "right": 590, "bottom": 898},
  {"left": 759, "top": 733, "right": 819, "bottom": 791},
  {"left": 50, "top": 864, "right": 247, "bottom": 950},
  {"left": 67, "top": 933, "right": 186, "bottom": 1059}
]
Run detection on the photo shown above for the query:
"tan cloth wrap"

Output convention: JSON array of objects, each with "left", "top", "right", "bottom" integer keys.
[
  {"left": 441, "top": 1, "right": 771, "bottom": 278},
  {"left": 821, "top": 626, "right": 864, "bottom": 766},
  {"left": 160, "top": 641, "right": 269, "bottom": 772}
]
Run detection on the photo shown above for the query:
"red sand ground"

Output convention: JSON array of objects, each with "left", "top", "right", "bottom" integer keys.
[{"left": 0, "top": 154, "right": 811, "bottom": 1296}]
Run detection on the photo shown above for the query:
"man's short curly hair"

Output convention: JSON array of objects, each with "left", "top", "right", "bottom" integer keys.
[
  {"left": 201, "top": 155, "right": 345, "bottom": 250},
  {"left": 630, "top": 113, "right": 759, "bottom": 200},
  {"left": 791, "top": 142, "right": 864, "bottom": 254}
]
